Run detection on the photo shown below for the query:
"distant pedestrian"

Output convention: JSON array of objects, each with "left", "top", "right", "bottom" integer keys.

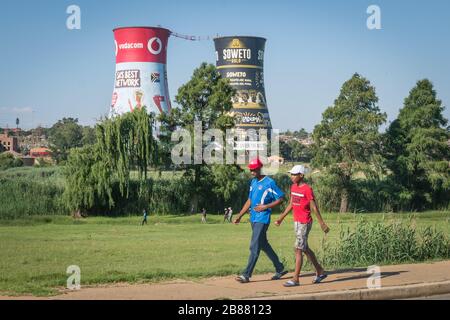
[
  {"left": 227, "top": 207, "right": 233, "bottom": 222},
  {"left": 223, "top": 207, "right": 229, "bottom": 222},
  {"left": 141, "top": 209, "right": 148, "bottom": 226},
  {"left": 201, "top": 208, "right": 207, "bottom": 223}
]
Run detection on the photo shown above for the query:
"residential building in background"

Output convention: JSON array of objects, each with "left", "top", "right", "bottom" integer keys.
[{"left": 0, "top": 132, "right": 18, "bottom": 152}]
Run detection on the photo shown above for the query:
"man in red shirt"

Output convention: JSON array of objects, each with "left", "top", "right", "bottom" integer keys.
[{"left": 275, "top": 165, "right": 330, "bottom": 287}]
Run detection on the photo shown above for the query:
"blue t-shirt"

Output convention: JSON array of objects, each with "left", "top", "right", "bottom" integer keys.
[{"left": 248, "top": 176, "right": 285, "bottom": 224}]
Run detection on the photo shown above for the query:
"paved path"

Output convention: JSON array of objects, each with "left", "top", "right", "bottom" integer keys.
[{"left": 1, "top": 260, "right": 449, "bottom": 300}]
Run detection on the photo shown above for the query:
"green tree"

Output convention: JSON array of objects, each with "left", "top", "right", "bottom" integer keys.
[
  {"left": 282, "top": 128, "right": 309, "bottom": 139},
  {"left": 293, "top": 128, "right": 309, "bottom": 139},
  {"left": 385, "top": 79, "right": 450, "bottom": 210},
  {"left": 280, "top": 140, "right": 293, "bottom": 160},
  {"left": 210, "top": 164, "right": 245, "bottom": 201},
  {"left": 63, "top": 108, "right": 158, "bottom": 213},
  {"left": 280, "top": 139, "right": 310, "bottom": 162},
  {"left": 312, "top": 73, "right": 387, "bottom": 213},
  {"left": 49, "top": 117, "right": 83, "bottom": 163},
  {"left": 161, "top": 62, "right": 236, "bottom": 212},
  {"left": 289, "top": 140, "right": 308, "bottom": 162},
  {"left": 81, "top": 125, "right": 97, "bottom": 146},
  {"left": 63, "top": 144, "right": 110, "bottom": 214},
  {"left": 0, "top": 153, "right": 23, "bottom": 170}
]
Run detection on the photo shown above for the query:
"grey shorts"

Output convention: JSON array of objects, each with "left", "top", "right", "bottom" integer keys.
[{"left": 294, "top": 222, "right": 312, "bottom": 250}]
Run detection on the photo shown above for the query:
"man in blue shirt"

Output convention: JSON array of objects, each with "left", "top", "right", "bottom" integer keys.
[{"left": 233, "top": 158, "right": 288, "bottom": 283}]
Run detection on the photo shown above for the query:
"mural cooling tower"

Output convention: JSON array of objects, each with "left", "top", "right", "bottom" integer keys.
[
  {"left": 110, "top": 27, "right": 171, "bottom": 116},
  {"left": 214, "top": 36, "right": 272, "bottom": 131}
]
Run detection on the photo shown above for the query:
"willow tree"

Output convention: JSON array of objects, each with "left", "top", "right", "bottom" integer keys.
[
  {"left": 63, "top": 108, "right": 159, "bottom": 214},
  {"left": 312, "top": 73, "right": 387, "bottom": 213}
]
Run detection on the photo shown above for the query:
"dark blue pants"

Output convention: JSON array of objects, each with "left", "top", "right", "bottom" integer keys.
[{"left": 243, "top": 222, "right": 284, "bottom": 278}]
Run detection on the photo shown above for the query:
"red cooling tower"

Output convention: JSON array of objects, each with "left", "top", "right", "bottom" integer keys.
[{"left": 110, "top": 27, "right": 172, "bottom": 116}]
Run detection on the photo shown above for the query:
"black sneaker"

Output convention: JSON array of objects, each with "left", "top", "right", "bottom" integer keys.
[{"left": 271, "top": 270, "right": 289, "bottom": 280}]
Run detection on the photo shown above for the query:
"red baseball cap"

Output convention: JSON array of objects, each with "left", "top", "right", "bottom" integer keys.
[{"left": 248, "top": 158, "right": 263, "bottom": 170}]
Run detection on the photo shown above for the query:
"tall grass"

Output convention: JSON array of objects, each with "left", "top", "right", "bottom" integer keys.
[
  {"left": 320, "top": 219, "right": 450, "bottom": 268},
  {"left": 0, "top": 167, "right": 68, "bottom": 219}
]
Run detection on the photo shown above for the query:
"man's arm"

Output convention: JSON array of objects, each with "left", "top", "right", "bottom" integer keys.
[
  {"left": 233, "top": 199, "right": 251, "bottom": 224},
  {"left": 254, "top": 197, "right": 284, "bottom": 212},
  {"left": 274, "top": 196, "right": 292, "bottom": 226},
  {"left": 311, "top": 199, "right": 329, "bottom": 233}
]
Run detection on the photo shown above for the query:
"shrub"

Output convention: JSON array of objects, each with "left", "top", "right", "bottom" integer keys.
[
  {"left": 320, "top": 220, "right": 450, "bottom": 268},
  {"left": 0, "top": 153, "right": 23, "bottom": 170}
]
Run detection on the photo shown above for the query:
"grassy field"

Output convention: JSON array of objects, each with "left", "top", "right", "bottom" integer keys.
[{"left": 0, "top": 211, "right": 449, "bottom": 296}]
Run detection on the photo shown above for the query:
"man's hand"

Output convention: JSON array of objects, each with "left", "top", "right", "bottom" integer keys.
[
  {"left": 233, "top": 216, "right": 242, "bottom": 225},
  {"left": 274, "top": 219, "right": 283, "bottom": 226},
  {"left": 254, "top": 204, "right": 267, "bottom": 212},
  {"left": 320, "top": 221, "right": 330, "bottom": 233}
]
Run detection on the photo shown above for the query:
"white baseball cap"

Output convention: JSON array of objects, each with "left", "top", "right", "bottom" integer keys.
[{"left": 288, "top": 165, "right": 308, "bottom": 175}]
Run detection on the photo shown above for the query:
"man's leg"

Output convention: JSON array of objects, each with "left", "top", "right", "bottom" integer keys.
[
  {"left": 304, "top": 248, "right": 325, "bottom": 276},
  {"left": 291, "top": 222, "right": 310, "bottom": 282},
  {"left": 298, "top": 222, "right": 324, "bottom": 275},
  {"left": 259, "top": 224, "right": 285, "bottom": 273},
  {"left": 242, "top": 223, "right": 264, "bottom": 279},
  {"left": 293, "top": 248, "right": 303, "bottom": 283}
]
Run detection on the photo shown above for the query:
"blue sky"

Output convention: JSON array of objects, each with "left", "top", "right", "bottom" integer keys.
[{"left": 0, "top": 0, "right": 449, "bottom": 132}]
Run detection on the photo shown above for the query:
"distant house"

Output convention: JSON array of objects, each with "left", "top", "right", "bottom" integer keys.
[
  {"left": 0, "top": 133, "right": 19, "bottom": 152},
  {"left": 30, "top": 147, "right": 52, "bottom": 158}
]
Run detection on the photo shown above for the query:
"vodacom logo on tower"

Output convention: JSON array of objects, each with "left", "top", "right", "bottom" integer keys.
[{"left": 148, "top": 37, "right": 162, "bottom": 55}]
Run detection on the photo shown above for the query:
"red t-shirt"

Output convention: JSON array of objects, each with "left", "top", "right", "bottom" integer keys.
[{"left": 291, "top": 183, "right": 315, "bottom": 223}]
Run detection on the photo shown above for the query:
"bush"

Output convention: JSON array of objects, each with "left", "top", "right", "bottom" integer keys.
[
  {"left": 320, "top": 220, "right": 450, "bottom": 268},
  {"left": 308, "top": 173, "right": 342, "bottom": 212},
  {"left": 85, "top": 173, "right": 249, "bottom": 216},
  {"left": 34, "top": 157, "right": 53, "bottom": 167},
  {"left": 88, "top": 177, "right": 197, "bottom": 216},
  {"left": 0, "top": 167, "right": 67, "bottom": 219},
  {"left": 0, "top": 153, "right": 23, "bottom": 170}
]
